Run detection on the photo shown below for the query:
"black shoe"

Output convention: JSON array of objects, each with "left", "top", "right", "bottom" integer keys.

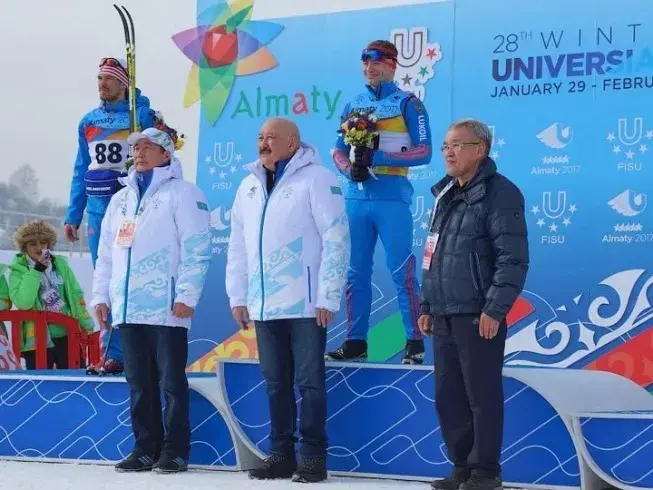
[
  {"left": 460, "top": 476, "right": 503, "bottom": 490},
  {"left": 249, "top": 453, "right": 297, "bottom": 480},
  {"left": 153, "top": 454, "right": 188, "bottom": 474},
  {"left": 431, "top": 471, "right": 471, "bottom": 490},
  {"left": 292, "top": 456, "right": 327, "bottom": 483},
  {"left": 325, "top": 340, "right": 367, "bottom": 361},
  {"left": 115, "top": 453, "right": 156, "bottom": 472},
  {"left": 402, "top": 339, "right": 425, "bottom": 365}
]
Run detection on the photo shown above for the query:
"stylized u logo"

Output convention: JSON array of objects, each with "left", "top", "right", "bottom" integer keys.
[
  {"left": 213, "top": 142, "right": 234, "bottom": 167},
  {"left": 412, "top": 195, "right": 425, "bottom": 222},
  {"left": 391, "top": 27, "right": 426, "bottom": 68},
  {"left": 542, "top": 191, "right": 567, "bottom": 220},
  {"left": 618, "top": 117, "right": 643, "bottom": 146}
]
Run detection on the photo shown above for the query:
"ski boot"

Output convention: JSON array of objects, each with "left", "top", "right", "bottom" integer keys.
[
  {"left": 86, "top": 358, "right": 124, "bottom": 376},
  {"left": 325, "top": 340, "right": 367, "bottom": 361},
  {"left": 401, "top": 339, "right": 425, "bottom": 365}
]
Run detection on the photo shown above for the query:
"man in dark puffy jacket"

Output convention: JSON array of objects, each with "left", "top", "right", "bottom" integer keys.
[{"left": 418, "top": 119, "right": 528, "bottom": 490}]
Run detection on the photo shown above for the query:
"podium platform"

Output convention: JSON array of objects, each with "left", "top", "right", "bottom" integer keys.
[
  {"left": 572, "top": 410, "right": 653, "bottom": 490},
  {"left": 0, "top": 361, "right": 651, "bottom": 490}
]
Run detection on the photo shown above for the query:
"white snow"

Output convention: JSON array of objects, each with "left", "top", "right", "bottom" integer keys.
[{"left": 0, "top": 460, "right": 429, "bottom": 490}]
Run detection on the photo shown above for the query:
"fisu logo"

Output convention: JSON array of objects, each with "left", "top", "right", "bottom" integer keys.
[
  {"left": 542, "top": 191, "right": 567, "bottom": 220},
  {"left": 606, "top": 117, "right": 653, "bottom": 173},
  {"left": 530, "top": 191, "right": 577, "bottom": 244},
  {"left": 391, "top": 27, "right": 443, "bottom": 101},
  {"left": 213, "top": 142, "right": 235, "bottom": 168},
  {"left": 618, "top": 117, "right": 643, "bottom": 146}
]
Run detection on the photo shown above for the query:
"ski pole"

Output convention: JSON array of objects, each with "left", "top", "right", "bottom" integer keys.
[{"left": 98, "top": 325, "right": 115, "bottom": 376}]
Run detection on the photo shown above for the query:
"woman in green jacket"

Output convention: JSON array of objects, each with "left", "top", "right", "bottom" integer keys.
[
  {"left": 8, "top": 220, "right": 93, "bottom": 369},
  {"left": 0, "top": 264, "right": 11, "bottom": 337},
  {"left": 0, "top": 265, "right": 19, "bottom": 370}
]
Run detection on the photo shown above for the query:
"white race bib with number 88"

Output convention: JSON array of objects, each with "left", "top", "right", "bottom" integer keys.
[{"left": 88, "top": 140, "right": 128, "bottom": 171}]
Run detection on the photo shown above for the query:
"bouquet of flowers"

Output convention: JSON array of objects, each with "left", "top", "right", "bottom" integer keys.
[
  {"left": 125, "top": 111, "right": 185, "bottom": 172},
  {"left": 337, "top": 109, "right": 379, "bottom": 188},
  {"left": 153, "top": 111, "right": 185, "bottom": 151},
  {"left": 338, "top": 108, "right": 378, "bottom": 148}
]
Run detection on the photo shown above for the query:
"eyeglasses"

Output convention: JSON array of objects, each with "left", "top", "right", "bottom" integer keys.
[
  {"left": 440, "top": 142, "right": 480, "bottom": 153},
  {"left": 361, "top": 49, "right": 396, "bottom": 63}
]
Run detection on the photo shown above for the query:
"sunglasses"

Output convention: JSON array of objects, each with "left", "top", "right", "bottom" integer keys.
[
  {"left": 99, "top": 58, "right": 126, "bottom": 70},
  {"left": 361, "top": 49, "right": 396, "bottom": 63}
]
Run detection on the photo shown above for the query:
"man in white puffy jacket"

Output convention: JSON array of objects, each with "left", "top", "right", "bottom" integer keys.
[
  {"left": 226, "top": 118, "right": 350, "bottom": 483},
  {"left": 91, "top": 127, "right": 211, "bottom": 474}
]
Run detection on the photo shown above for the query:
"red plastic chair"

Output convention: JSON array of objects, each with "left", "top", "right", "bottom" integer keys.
[{"left": 0, "top": 311, "right": 99, "bottom": 369}]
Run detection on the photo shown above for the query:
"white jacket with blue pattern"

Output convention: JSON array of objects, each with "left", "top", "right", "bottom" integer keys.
[
  {"left": 226, "top": 143, "right": 350, "bottom": 321},
  {"left": 91, "top": 159, "right": 212, "bottom": 329}
]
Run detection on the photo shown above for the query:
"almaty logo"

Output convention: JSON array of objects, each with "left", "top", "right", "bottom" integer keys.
[{"left": 172, "top": 0, "right": 284, "bottom": 125}]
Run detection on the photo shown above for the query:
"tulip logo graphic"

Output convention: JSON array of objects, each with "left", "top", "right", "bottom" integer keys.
[{"left": 172, "top": 0, "right": 284, "bottom": 125}]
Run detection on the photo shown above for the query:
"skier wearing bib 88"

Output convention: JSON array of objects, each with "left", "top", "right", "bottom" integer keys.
[
  {"left": 326, "top": 40, "right": 433, "bottom": 365},
  {"left": 63, "top": 57, "right": 157, "bottom": 374}
]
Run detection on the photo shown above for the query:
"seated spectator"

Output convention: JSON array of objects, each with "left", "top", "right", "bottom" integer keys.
[
  {"left": 0, "top": 262, "right": 11, "bottom": 327},
  {"left": 0, "top": 264, "right": 19, "bottom": 371},
  {"left": 8, "top": 220, "right": 93, "bottom": 369}
]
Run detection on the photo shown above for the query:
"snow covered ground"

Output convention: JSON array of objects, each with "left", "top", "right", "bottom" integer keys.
[{"left": 0, "top": 460, "right": 429, "bottom": 490}]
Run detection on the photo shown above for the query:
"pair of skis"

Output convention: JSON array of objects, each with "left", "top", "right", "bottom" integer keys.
[
  {"left": 87, "top": 5, "right": 136, "bottom": 377},
  {"left": 114, "top": 4, "right": 137, "bottom": 134}
]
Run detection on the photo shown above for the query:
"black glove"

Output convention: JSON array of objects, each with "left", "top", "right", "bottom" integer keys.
[
  {"left": 354, "top": 146, "right": 373, "bottom": 167},
  {"left": 350, "top": 164, "right": 370, "bottom": 182}
]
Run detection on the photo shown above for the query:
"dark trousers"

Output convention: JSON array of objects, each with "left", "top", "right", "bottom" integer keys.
[
  {"left": 23, "top": 336, "right": 70, "bottom": 369},
  {"left": 120, "top": 324, "right": 190, "bottom": 460},
  {"left": 255, "top": 318, "right": 327, "bottom": 458},
  {"left": 433, "top": 314, "right": 506, "bottom": 478}
]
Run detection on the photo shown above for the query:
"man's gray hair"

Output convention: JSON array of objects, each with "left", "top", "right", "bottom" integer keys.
[{"left": 449, "top": 118, "right": 492, "bottom": 155}]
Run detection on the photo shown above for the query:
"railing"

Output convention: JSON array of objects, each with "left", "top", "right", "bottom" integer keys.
[
  {"left": 0, "top": 311, "right": 100, "bottom": 369},
  {"left": 0, "top": 207, "right": 90, "bottom": 255}
]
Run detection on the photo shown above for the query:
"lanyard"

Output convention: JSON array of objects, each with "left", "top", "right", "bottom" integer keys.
[{"left": 427, "top": 179, "right": 456, "bottom": 233}]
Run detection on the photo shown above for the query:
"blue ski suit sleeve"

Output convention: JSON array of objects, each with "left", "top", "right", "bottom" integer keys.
[
  {"left": 372, "top": 96, "right": 432, "bottom": 168},
  {"left": 65, "top": 119, "right": 91, "bottom": 226},
  {"left": 333, "top": 102, "right": 353, "bottom": 179},
  {"left": 138, "top": 105, "right": 156, "bottom": 130}
]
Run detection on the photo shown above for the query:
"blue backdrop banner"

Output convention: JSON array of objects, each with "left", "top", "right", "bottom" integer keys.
[{"left": 180, "top": 0, "right": 652, "bottom": 395}]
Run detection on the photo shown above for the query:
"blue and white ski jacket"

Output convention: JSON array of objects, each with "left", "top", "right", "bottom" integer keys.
[
  {"left": 91, "top": 159, "right": 212, "bottom": 329},
  {"left": 226, "top": 143, "right": 350, "bottom": 322},
  {"left": 65, "top": 89, "right": 156, "bottom": 225}
]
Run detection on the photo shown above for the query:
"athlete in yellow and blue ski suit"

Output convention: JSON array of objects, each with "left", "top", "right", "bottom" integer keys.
[{"left": 326, "top": 41, "right": 433, "bottom": 364}]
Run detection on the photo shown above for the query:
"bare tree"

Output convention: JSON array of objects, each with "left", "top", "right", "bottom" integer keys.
[{"left": 9, "top": 164, "right": 39, "bottom": 202}]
